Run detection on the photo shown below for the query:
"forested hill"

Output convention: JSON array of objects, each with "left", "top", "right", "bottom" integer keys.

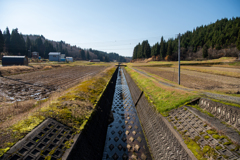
[
  {"left": 0, "top": 28, "right": 130, "bottom": 62},
  {"left": 132, "top": 17, "right": 240, "bottom": 61}
]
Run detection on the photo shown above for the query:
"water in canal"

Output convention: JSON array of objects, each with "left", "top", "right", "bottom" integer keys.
[{"left": 102, "top": 67, "right": 152, "bottom": 160}]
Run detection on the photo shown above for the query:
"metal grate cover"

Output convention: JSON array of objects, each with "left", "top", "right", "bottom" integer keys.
[{"left": 1, "top": 118, "right": 74, "bottom": 160}]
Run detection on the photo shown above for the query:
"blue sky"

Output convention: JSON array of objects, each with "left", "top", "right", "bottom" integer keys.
[{"left": 1, "top": 0, "right": 240, "bottom": 57}]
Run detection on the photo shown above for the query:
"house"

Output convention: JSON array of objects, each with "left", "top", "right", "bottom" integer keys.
[
  {"left": 49, "top": 52, "right": 61, "bottom": 62},
  {"left": 66, "top": 57, "right": 73, "bottom": 62},
  {"left": 60, "top": 54, "right": 65, "bottom": 59},
  {"left": 31, "top": 52, "right": 39, "bottom": 59},
  {"left": 2, "top": 56, "right": 28, "bottom": 66}
]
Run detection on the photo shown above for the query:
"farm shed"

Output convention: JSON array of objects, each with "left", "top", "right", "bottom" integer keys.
[
  {"left": 49, "top": 52, "right": 61, "bottom": 62},
  {"left": 2, "top": 56, "right": 28, "bottom": 66},
  {"left": 60, "top": 58, "right": 66, "bottom": 62},
  {"left": 31, "top": 52, "right": 39, "bottom": 59},
  {"left": 66, "top": 57, "right": 73, "bottom": 62}
]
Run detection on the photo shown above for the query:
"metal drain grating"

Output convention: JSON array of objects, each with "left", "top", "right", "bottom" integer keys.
[
  {"left": 102, "top": 67, "right": 152, "bottom": 160},
  {"left": 1, "top": 118, "right": 74, "bottom": 160}
]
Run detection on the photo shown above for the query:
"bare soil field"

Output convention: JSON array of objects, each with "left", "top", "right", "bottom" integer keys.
[
  {"left": 0, "top": 66, "right": 106, "bottom": 103},
  {"left": 176, "top": 66, "right": 240, "bottom": 78},
  {"left": 136, "top": 66, "right": 240, "bottom": 92}
]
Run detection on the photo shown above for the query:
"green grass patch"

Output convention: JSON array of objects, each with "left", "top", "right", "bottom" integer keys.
[
  {"left": 184, "top": 137, "right": 204, "bottom": 159},
  {"left": 215, "top": 146, "right": 222, "bottom": 150},
  {"left": 229, "top": 61, "right": 240, "bottom": 66},
  {"left": 125, "top": 67, "right": 198, "bottom": 115},
  {"left": 204, "top": 135, "right": 210, "bottom": 139},
  {"left": 212, "top": 134, "right": 220, "bottom": 139},
  {"left": 203, "top": 145, "right": 211, "bottom": 153},
  {"left": 209, "top": 98, "right": 240, "bottom": 108},
  {"left": 206, "top": 129, "right": 218, "bottom": 135},
  {"left": 187, "top": 104, "right": 214, "bottom": 117},
  {"left": 223, "top": 141, "right": 232, "bottom": 145}
]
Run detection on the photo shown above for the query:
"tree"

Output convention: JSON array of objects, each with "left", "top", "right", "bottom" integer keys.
[
  {"left": 3, "top": 27, "right": 10, "bottom": 53},
  {"left": 136, "top": 43, "right": 143, "bottom": 58},
  {"left": 151, "top": 42, "right": 160, "bottom": 57},
  {"left": 10, "top": 28, "right": 25, "bottom": 55},
  {"left": 80, "top": 50, "right": 85, "bottom": 60},
  {"left": 105, "top": 56, "right": 109, "bottom": 62},
  {"left": 0, "top": 30, "right": 4, "bottom": 52},
  {"left": 141, "top": 40, "right": 151, "bottom": 58},
  {"left": 44, "top": 40, "right": 56, "bottom": 58},
  {"left": 236, "top": 30, "right": 240, "bottom": 51},
  {"left": 160, "top": 36, "right": 166, "bottom": 60},
  {"left": 203, "top": 44, "right": 208, "bottom": 58},
  {"left": 35, "top": 37, "right": 44, "bottom": 57},
  {"left": 87, "top": 51, "right": 90, "bottom": 60},
  {"left": 167, "top": 40, "right": 173, "bottom": 56},
  {"left": 26, "top": 36, "right": 31, "bottom": 54}
]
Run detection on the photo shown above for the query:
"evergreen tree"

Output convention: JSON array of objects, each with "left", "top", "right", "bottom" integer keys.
[
  {"left": 80, "top": 50, "right": 86, "bottom": 60},
  {"left": 203, "top": 44, "right": 208, "bottom": 58},
  {"left": 87, "top": 51, "right": 90, "bottom": 60},
  {"left": 160, "top": 36, "right": 166, "bottom": 59},
  {"left": 136, "top": 43, "right": 143, "bottom": 58},
  {"left": 26, "top": 36, "right": 31, "bottom": 54},
  {"left": 19, "top": 33, "right": 26, "bottom": 55},
  {"left": 3, "top": 27, "right": 11, "bottom": 53},
  {"left": 167, "top": 40, "right": 173, "bottom": 56},
  {"left": 44, "top": 40, "right": 56, "bottom": 59},
  {"left": 10, "top": 28, "right": 22, "bottom": 54},
  {"left": 236, "top": 30, "right": 240, "bottom": 51},
  {"left": 0, "top": 30, "right": 4, "bottom": 52},
  {"left": 151, "top": 43, "right": 160, "bottom": 57},
  {"left": 35, "top": 37, "right": 44, "bottom": 57},
  {"left": 105, "top": 56, "right": 109, "bottom": 62}
]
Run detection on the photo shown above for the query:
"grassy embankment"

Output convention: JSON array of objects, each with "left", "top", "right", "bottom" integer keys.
[
  {"left": 0, "top": 66, "right": 116, "bottom": 157},
  {"left": 125, "top": 66, "right": 198, "bottom": 116}
]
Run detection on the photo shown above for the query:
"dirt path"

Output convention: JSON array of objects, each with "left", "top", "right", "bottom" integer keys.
[{"left": 136, "top": 67, "right": 240, "bottom": 92}]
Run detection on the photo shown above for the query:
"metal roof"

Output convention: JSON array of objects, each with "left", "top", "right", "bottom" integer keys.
[
  {"left": 3, "top": 56, "right": 26, "bottom": 58},
  {"left": 48, "top": 52, "right": 61, "bottom": 55}
]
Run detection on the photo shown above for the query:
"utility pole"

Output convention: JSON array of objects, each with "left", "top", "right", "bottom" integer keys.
[{"left": 178, "top": 33, "right": 180, "bottom": 85}]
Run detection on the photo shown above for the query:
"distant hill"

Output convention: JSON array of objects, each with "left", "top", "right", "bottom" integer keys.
[
  {"left": 132, "top": 17, "right": 240, "bottom": 61},
  {"left": 0, "top": 28, "right": 130, "bottom": 62}
]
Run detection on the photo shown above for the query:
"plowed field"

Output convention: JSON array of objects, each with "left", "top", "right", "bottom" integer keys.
[
  {"left": 136, "top": 67, "right": 240, "bottom": 92},
  {"left": 0, "top": 66, "right": 106, "bottom": 102}
]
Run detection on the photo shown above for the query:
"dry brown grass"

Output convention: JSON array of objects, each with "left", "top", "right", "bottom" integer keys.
[
  {"left": 0, "top": 65, "right": 63, "bottom": 76},
  {"left": 179, "top": 66, "right": 240, "bottom": 78},
  {"left": 0, "top": 100, "right": 36, "bottom": 123}
]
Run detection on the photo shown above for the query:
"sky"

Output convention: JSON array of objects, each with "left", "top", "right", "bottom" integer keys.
[{"left": 0, "top": 0, "right": 240, "bottom": 57}]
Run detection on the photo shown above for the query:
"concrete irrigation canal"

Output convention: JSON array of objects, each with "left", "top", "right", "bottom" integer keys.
[
  {"left": 102, "top": 67, "right": 151, "bottom": 160},
  {"left": 5, "top": 66, "right": 240, "bottom": 159}
]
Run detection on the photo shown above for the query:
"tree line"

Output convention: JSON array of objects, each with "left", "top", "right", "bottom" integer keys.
[
  {"left": 0, "top": 27, "right": 129, "bottom": 62},
  {"left": 0, "top": 27, "right": 69, "bottom": 59},
  {"left": 89, "top": 49, "right": 126, "bottom": 62},
  {"left": 132, "top": 17, "right": 240, "bottom": 61}
]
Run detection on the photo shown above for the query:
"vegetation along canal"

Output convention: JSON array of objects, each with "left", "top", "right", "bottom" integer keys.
[{"left": 102, "top": 67, "right": 152, "bottom": 160}]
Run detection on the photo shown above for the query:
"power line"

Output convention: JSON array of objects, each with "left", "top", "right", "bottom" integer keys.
[{"left": 67, "top": 34, "right": 176, "bottom": 45}]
